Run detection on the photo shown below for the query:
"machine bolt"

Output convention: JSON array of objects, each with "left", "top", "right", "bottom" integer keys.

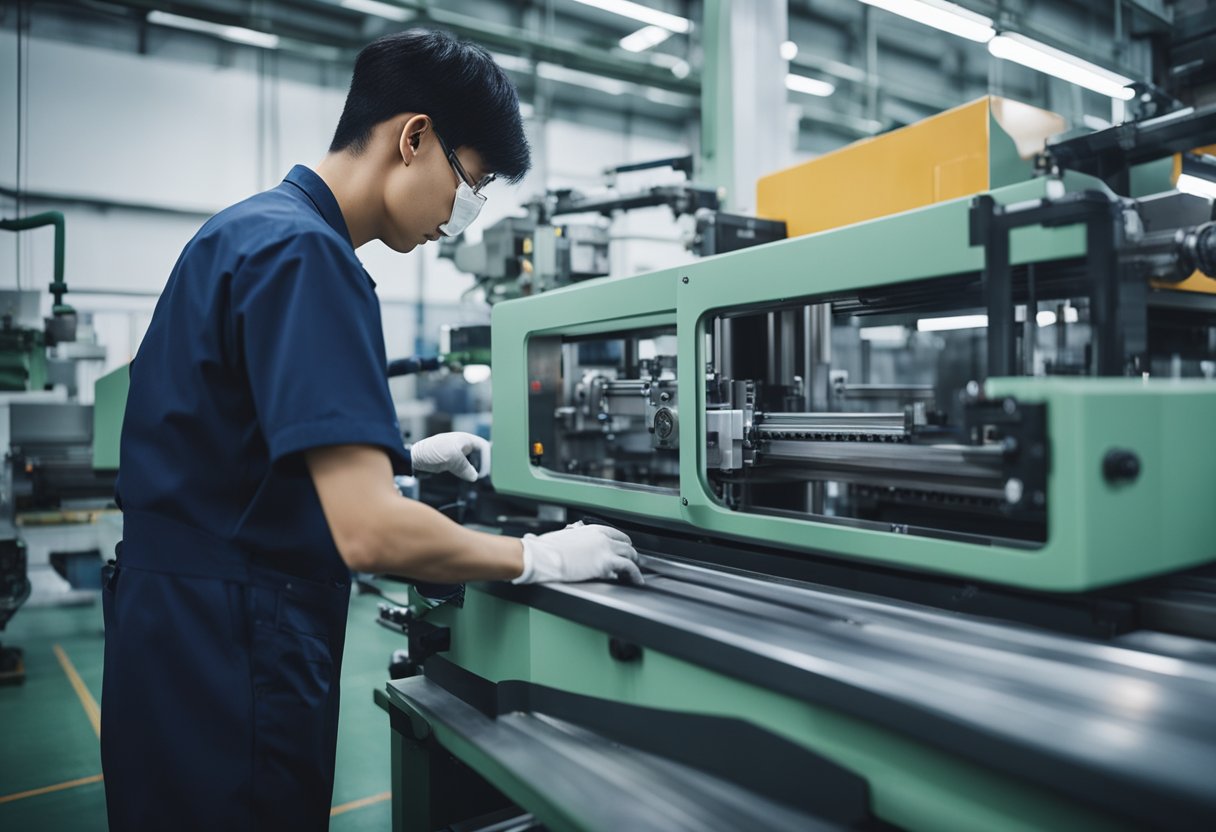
[
  {"left": 681, "top": 497, "right": 689, "bottom": 506},
  {"left": 608, "top": 638, "right": 643, "bottom": 662},
  {"left": 681, "top": 276, "right": 689, "bottom": 284},
  {"left": 654, "top": 408, "right": 675, "bottom": 439},
  {"left": 1102, "top": 449, "right": 1141, "bottom": 484}
]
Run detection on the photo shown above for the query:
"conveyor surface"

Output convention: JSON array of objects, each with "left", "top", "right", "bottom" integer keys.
[
  {"left": 387, "top": 673, "right": 845, "bottom": 832},
  {"left": 484, "top": 553, "right": 1216, "bottom": 829}
]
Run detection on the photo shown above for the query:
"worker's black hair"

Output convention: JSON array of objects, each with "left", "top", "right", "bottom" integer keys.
[{"left": 330, "top": 28, "right": 531, "bottom": 183}]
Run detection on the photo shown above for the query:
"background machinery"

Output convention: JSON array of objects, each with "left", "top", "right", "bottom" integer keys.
[
  {"left": 440, "top": 156, "right": 786, "bottom": 304},
  {"left": 0, "top": 212, "right": 119, "bottom": 684}
]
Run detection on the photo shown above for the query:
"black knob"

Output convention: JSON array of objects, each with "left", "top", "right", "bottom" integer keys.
[
  {"left": 608, "top": 637, "right": 643, "bottom": 662},
  {"left": 1182, "top": 222, "right": 1216, "bottom": 279},
  {"left": 1102, "top": 449, "right": 1140, "bottom": 484},
  {"left": 388, "top": 648, "right": 419, "bottom": 680}
]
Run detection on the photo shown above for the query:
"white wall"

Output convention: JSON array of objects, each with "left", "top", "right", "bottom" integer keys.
[{"left": 1, "top": 30, "right": 696, "bottom": 402}]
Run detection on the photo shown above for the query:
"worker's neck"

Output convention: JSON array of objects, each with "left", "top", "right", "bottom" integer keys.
[{"left": 314, "top": 152, "right": 383, "bottom": 250}]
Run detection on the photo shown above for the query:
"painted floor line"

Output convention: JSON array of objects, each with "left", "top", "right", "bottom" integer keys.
[
  {"left": 53, "top": 643, "right": 102, "bottom": 738},
  {"left": 330, "top": 790, "right": 391, "bottom": 816},
  {"left": 0, "top": 773, "right": 104, "bottom": 805}
]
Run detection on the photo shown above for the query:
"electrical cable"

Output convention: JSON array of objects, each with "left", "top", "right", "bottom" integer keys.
[
  {"left": 14, "top": 0, "right": 28, "bottom": 290},
  {"left": 351, "top": 576, "right": 412, "bottom": 608}
]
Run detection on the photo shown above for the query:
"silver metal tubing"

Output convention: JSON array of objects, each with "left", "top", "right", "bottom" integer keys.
[
  {"left": 602, "top": 380, "right": 649, "bottom": 395},
  {"left": 757, "top": 440, "right": 1006, "bottom": 499},
  {"left": 755, "top": 411, "right": 907, "bottom": 438},
  {"left": 837, "top": 383, "right": 935, "bottom": 400}
]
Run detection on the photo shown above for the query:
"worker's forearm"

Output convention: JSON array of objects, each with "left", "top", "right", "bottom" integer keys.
[{"left": 358, "top": 495, "right": 524, "bottom": 583}]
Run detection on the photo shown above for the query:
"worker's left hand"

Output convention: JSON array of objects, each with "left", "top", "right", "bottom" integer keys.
[{"left": 409, "top": 432, "right": 491, "bottom": 482}]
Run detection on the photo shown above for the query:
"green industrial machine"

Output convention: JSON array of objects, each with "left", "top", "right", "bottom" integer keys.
[
  {"left": 379, "top": 102, "right": 1216, "bottom": 831},
  {"left": 92, "top": 364, "right": 130, "bottom": 472},
  {"left": 487, "top": 172, "right": 1216, "bottom": 593},
  {"left": 0, "top": 211, "right": 78, "bottom": 392}
]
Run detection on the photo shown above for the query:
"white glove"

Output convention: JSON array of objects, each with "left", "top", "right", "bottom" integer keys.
[
  {"left": 409, "top": 432, "right": 491, "bottom": 482},
  {"left": 513, "top": 522, "right": 644, "bottom": 585}
]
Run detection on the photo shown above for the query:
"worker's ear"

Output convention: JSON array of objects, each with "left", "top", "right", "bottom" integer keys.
[{"left": 399, "top": 114, "right": 432, "bottom": 167}]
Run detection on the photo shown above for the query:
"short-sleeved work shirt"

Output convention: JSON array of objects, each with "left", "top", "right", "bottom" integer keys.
[{"left": 117, "top": 165, "right": 410, "bottom": 582}]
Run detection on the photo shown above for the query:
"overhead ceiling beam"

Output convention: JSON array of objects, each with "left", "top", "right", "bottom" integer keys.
[{"left": 55, "top": 0, "right": 700, "bottom": 94}]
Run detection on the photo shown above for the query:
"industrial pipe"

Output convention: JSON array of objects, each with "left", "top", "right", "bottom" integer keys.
[{"left": 0, "top": 211, "right": 69, "bottom": 309}]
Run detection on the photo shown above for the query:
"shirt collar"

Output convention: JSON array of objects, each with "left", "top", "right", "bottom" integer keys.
[{"left": 282, "top": 165, "right": 354, "bottom": 247}]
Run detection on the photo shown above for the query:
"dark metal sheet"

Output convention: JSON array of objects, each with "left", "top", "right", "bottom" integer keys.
[
  {"left": 481, "top": 553, "right": 1216, "bottom": 828},
  {"left": 388, "top": 673, "right": 850, "bottom": 832}
]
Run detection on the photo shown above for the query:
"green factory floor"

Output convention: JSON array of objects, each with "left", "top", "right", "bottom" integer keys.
[{"left": 0, "top": 588, "right": 406, "bottom": 830}]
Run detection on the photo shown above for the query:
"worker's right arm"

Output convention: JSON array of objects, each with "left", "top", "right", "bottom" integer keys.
[{"left": 307, "top": 444, "right": 642, "bottom": 585}]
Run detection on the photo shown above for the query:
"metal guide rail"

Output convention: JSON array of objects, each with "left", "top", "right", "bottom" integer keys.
[
  {"left": 470, "top": 549, "right": 1216, "bottom": 829},
  {"left": 383, "top": 662, "right": 867, "bottom": 832}
]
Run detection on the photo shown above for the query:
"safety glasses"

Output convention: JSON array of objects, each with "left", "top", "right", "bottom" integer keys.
[
  {"left": 434, "top": 130, "right": 496, "bottom": 195},
  {"left": 434, "top": 130, "right": 494, "bottom": 237}
]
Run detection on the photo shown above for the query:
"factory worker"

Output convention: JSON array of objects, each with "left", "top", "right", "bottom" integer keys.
[{"left": 100, "top": 29, "right": 640, "bottom": 832}]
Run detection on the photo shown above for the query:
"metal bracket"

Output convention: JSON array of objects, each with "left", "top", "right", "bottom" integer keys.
[{"left": 969, "top": 190, "right": 1140, "bottom": 377}]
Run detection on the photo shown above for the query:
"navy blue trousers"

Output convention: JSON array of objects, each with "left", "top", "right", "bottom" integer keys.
[{"left": 101, "top": 515, "right": 349, "bottom": 831}]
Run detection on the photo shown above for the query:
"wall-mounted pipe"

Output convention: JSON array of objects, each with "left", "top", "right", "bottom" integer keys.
[{"left": 0, "top": 210, "right": 69, "bottom": 310}]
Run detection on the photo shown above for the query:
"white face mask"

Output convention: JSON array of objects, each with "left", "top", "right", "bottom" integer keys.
[{"left": 439, "top": 180, "right": 487, "bottom": 237}]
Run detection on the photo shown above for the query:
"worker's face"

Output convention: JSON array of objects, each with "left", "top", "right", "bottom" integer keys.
[{"left": 382, "top": 115, "right": 490, "bottom": 254}]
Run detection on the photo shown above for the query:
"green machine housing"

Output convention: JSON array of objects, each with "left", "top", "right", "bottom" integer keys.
[{"left": 490, "top": 172, "right": 1216, "bottom": 592}]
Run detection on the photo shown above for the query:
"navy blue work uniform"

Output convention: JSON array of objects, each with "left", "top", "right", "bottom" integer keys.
[{"left": 101, "top": 165, "right": 410, "bottom": 831}]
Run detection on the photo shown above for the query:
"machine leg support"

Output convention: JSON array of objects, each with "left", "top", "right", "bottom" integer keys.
[{"left": 390, "top": 713, "right": 513, "bottom": 832}]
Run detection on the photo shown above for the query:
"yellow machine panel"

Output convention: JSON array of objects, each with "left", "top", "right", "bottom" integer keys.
[
  {"left": 756, "top": 96, "right": 1063, "bottom": 238},
  {"left": 1165, "top": 143, "right": 1216, "bottom": 295}
]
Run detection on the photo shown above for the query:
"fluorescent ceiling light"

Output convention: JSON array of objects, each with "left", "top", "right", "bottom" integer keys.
[
  {"left": 534, "top": 61, "right": 689, "bottom": 106},
  {"left": 620, "top": 25, "right": 672, "bottom": 52},
  {"left": 1177, "top": 154, "right": 1216, "bottom": 200},
  {"left": 568, "top": 0, "right": 691, "bottom": 34},
  {"left": 340, "top": 0, "right": 411, "bottom": 22},
  {"left": 780, "top": 40, "right": 799, "bottom": 61},
  {"left": 648, "top": 52, "right": 691, "bottom": 78},
  {"left": 643, "top": 87, "right": 697, "bottom": 108},
  {"left": 147, "top": 11, "right": 280, "bottom": 49},
  {"left": 859, "top": 325, "right": 907, "bottom": 343},
  {"left": 488, "top": 52, "right": 533, "bottom": 73},
  {"left": 1177, "top": 174, "right": 1216, "bottom": 200},
  {"left": 786, "top": 73, "right": 836, "bottom": 97},
  {"left": 860, "top": 0, "right": 994, "bottom": 43},
  {"left": 989, "top": 33, "right": 1135, "bottom": 100},
  {"left": 221, "top": 28, "right": 281, "bottom": 49},
  {"left": 917, "top": 314, "right": 987, "bottom": 332}
]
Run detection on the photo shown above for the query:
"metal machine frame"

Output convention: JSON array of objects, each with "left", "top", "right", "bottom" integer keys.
[{"left": 491, "top": 173, "right": 1216, "bottom": 591}]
